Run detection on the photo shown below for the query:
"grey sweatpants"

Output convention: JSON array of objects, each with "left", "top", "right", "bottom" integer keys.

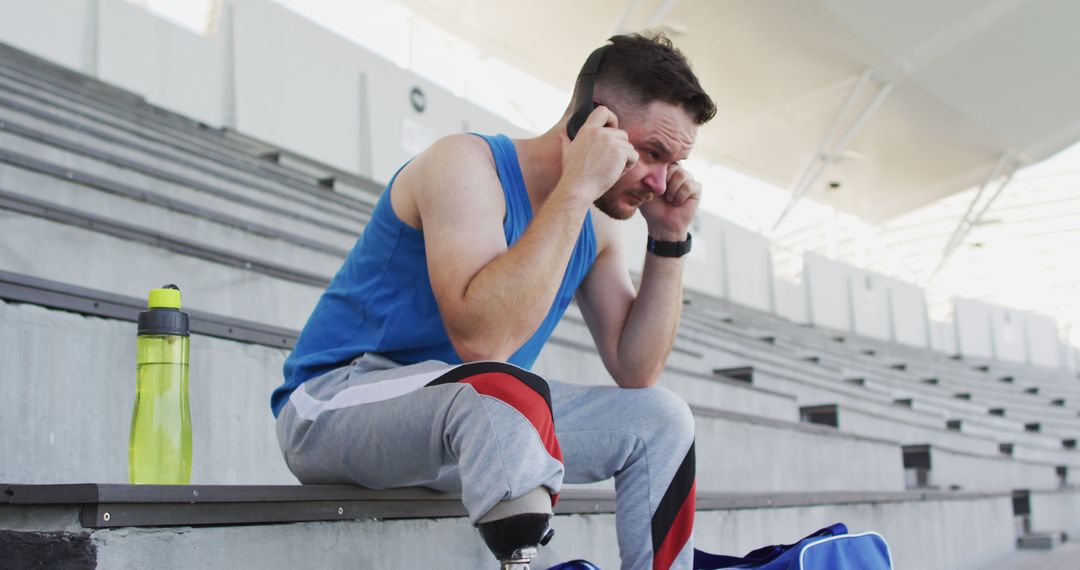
[{"left": 275, "top": 354, "right": 696, "bottom": 570}]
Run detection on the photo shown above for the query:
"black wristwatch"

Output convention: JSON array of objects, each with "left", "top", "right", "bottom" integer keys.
[{"left": 646, "top": 232, "right": 692, "bottom": 258}]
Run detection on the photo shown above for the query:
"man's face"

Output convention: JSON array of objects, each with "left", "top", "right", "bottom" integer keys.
[{"left": 593, "top": 100, "right": 698, "bottom": 220}]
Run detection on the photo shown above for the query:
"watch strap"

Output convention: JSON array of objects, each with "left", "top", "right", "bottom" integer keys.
[{"left": 647, "top": 232, "right": 692, "bottom": 258}]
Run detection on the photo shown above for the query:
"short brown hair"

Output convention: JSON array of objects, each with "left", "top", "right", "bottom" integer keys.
[{"left": 577, "top": 32, "right": 716, "bottom": 125}]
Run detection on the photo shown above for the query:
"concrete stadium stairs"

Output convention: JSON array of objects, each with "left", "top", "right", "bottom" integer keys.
[{"left": 1, "top": 39, "right": 1077, "bottom": 568}]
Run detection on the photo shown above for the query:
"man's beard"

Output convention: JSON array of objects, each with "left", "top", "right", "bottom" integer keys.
[{"left": 593, "top": 188, "right": 642, "bottom": 220}]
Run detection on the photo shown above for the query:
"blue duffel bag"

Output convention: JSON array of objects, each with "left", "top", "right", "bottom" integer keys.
[{"left": 694, "top": 523, "right": 892, "bottom": 569}]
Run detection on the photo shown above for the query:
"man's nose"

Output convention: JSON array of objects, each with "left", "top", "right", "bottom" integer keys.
[{"left": 644, "top": 164, "right": 668, "bottom": 195}]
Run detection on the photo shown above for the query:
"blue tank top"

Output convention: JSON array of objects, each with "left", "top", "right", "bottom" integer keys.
[{"left": 271, "top": 134, "right": 597, "bottom": 416}]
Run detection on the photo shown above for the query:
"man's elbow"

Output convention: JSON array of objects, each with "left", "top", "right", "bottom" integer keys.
[
  {"left": 612, "top": 369, "right": 662, "bottom": 389},
  {"left": 450, "top": 333, "right": 516, "bottom": 363}
]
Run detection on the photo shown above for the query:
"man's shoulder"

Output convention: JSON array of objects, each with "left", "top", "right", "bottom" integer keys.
[
  {"left": 396, "top": 133, "right": 505, "bottom": 230},
  {"left": 421, "top": 133, "right": 496, "bottom": 171}
]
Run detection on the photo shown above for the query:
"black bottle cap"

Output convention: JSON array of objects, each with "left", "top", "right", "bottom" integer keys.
[{"left": 138, "top": 284, "right": 189, "bottom": 336}]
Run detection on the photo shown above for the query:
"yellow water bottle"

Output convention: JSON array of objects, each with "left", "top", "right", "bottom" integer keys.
[{"left": 129, "top": 284, "right": 192, "bottom": 484}]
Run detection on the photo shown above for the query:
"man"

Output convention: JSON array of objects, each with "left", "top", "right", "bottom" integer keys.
[{"left": 271, "top": 33, "right": 716, "bottom": 569}]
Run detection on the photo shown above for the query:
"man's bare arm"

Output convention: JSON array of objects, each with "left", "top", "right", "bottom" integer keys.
[
  {"left": 577, "top": 165, "right": 700, "bottom": 388},
  {"left": 576, "top": 217, "right": 684, "bottom": 388},
  {"left": 411, "top": 110, "right": 637, "bottom": 361}
]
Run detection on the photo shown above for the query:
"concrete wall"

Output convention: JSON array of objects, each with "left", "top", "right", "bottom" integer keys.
[
  {"left": 0, "top": 214, "right": 324, "bottom": 331},
  {"left": 887, "top": 277, "right": 930, "bottom": 348},
  {"left": 0, "top": 0, "right": 95, "bottom": 74},
  {"left": 694, "top": 494, "right": 1014, "bottom": 570},
  {"left": 929, "top": 446, "right": 1060, "bottom": 491},
  {"left": 803, "top": 253, "right": 851, "bottom": 332},
  {"left": 231, "top": 0, "right": 373, "bottom": 176},
  {"left": 848, "top": 267, "right": 892, "bottom": 341},
  {"left": 774, "top": 277, "right": 809, "bottom": 324},
  {"left": 0, "top": 0, "right": 524, "bottom": 185},
  {"left": 44, "top": 492, "right": 1013, "bottom": 570},
  {"left": 989, "top": 305, "right": 1027, "bottom": 364},
  {"left": 667, "top": 211, "right": 774, "bottom": 311},
  {"left": 682, "top": 211, "right": 726, "bottom": 297},
  {"left": 0, "top": 0, "right": 1064, "bottom": 378},
  {"left": 1024, "top": 313, "right": 1061, "bottom": 369},
  {"left": 0, "top": 299, "right": 297, "bottom": 485},
  {"left": 231, "top": 0, "right": 506, "bottom": 182},
  {"left": 717, "top": 216, "right": 774, "bottom": 312},
  {"left": 954, "top": 298, "right": 995, "bottom": 359},
  {"left": 928, "top": 320, "right": 956, "bottom": 355},
  {"left": 1030, "top": 489, "right": 1080, "bottom": 537},
  {"left": 97, "top": 0, "right": 228, "bottom": 127}
]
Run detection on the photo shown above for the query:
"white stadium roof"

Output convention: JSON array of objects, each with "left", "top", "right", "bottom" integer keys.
[
  {"left": 395, "top": 0, "right": 1080, "bottom": 223},
  {"left": 138, "top": 0, "right": 1080, "bottom": 341},
  {"left": 390, "top": 0, "right": 1080, "bottom": 338}
]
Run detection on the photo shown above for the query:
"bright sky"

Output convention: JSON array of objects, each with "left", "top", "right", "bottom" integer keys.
[{"left": 130, "top": 0, "right": 1080, "bottom": 350}]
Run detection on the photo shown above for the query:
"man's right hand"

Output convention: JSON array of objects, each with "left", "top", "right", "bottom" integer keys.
[{"left": 559, "top": 106, "right": 638, "bottom": 202}]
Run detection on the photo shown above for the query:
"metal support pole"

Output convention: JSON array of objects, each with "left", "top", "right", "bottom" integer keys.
[
  {"left": 86, "top": 0, "right": 100, "bottom": 77},
  {"left": 206, "top": 0, "right": 224, "bottom": 36},
  {"left": 645, "top": 0, "right": 680, "bottom": 28},
  {"left": 222, "top": 1, "right": 237, "bottom": 130},
  {"left": 928, "top": 156, "right": 1017, "bottom": 281},
  {"left": 772, "top": 71, "right": 893, "bottom": 232},
  {"left": 939, "top": 153, "right": 1010, "bottom": 256},
  {"left": 613, "top": 0, "right": 642, "bottom": 34}
]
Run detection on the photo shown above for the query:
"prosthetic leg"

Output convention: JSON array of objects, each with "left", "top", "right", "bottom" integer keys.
[
  {"left": 478, "top": 513, "right": 555, "bottom": 570},
  {"left": 477, "top": 488, "right": 555, "bottom": 569}
]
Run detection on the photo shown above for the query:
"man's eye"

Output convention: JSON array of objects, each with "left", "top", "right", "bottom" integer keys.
[{"left": 648, "top": 151, "right": 660, "bottom": 160}]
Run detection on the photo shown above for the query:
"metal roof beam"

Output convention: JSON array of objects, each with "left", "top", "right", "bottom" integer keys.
[
  {"left": 613, "top": 0, "right": 642, "bottom": 34},
  {"left": 928, "top": 156, "right": 1018, "bottom": 281},
  {"left": 645, "top": 0, "right": 680, "bottom": 29},
  {"left": 772, "top": 70, "right": 893, "bottom": 232}
]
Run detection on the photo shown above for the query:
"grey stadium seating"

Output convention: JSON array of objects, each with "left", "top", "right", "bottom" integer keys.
[{"left": 1, "top": 41, "right": 1077, "bottom": 569}]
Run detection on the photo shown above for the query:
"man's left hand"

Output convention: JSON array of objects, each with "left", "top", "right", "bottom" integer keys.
[{"left": 640, "top": 164, "right": 701, "bottom": 242}]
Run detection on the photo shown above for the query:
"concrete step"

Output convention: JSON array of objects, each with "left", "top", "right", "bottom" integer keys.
[
  {"left": 0, "top": 483, "right": 1018, "bottom": 570},
  {"left": 978, "top": 539, "right": 1080, "bottom": 570},
  {"left": 1009, "top": 443, "right": 1080, "bottom": 468},
  {"left": 0, "top": 61, "right": 331, "bottom": 201},
  {"left": 1, "top": 295, "right": 905, "bottom": 493},
  {"left": 0, "top": 50, "right": 371, "bottom": 204},
  {"left": 222, "top": 127, "right": 383, "bottom": 205},
  {"left": 0, "top": 297, "right": 295, "bottom": 486},
  {"left": 541, "top": 316, "right": 801, "bottom": 422},
  {"left": 0, "top": 161, "right": 348, "bottom": 277},
  {"left": 672, "top": 325, "right": 960, "bottom": 429},
  {"left": 0, "top": 72, "right": 382, "bottom": 211},
  {"left": 680, "top": 315, "right": 1075, "bottom": 449},
  {"left": 968, "top": 398, "right": 1080, "bottom": 432},
  {"left": 538, "top": 338, "right": 801, "bottom": 423},
  {"left": 810, "top": 402, "right": 1001, "bottom": 456},
  {"left": 675, "top": 317, "right": 1080, "bottom": 467},
  {"left": 1030, "top": 488, "right": 1080, "bottom": 538},
  {"left": 907, "top": 444, "right": 1062, "bottom": 491},
  {"left": 1017, "top": 531, "right": 1066, "bottom": 550},
  {"left": 690, "top": 294, "right": 1080, "bottom": 401},
  {"left": 0, "top": 210, "right": 326, "bottom": 330},
  {"left": 0, "top": 114, "right": 367, "bottom": 244},
  {"left": 691, "top": 405, "right": 905, "bottom": 492},
  {"left": 884, "top": 359, "right": 1080, "bottom": 403},
  {"left": 947, "top": 415, "right": 1073, "bottom": 455},
  {"left": 865, "top": 365, "right": 1080, "bottom": 417}
]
